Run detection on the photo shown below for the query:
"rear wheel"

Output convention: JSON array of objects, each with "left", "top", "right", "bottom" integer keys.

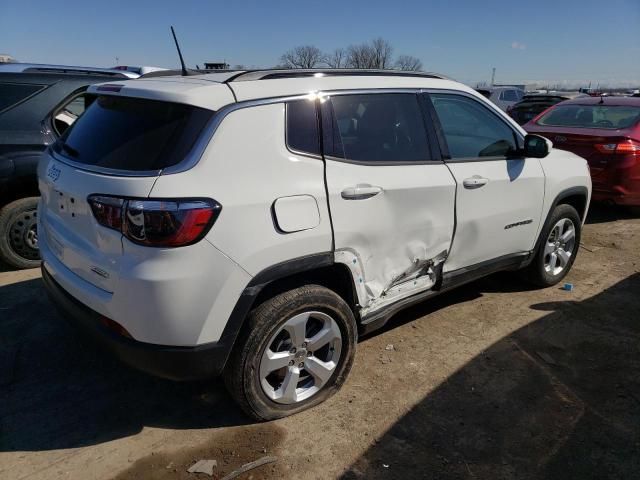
[
  {"left": 522, "top": 204, "right": 581, "bottom": 287},
  {"left": 0, "top": 197, "right": 41, "bottom": 270},
  {"left": 224, "top": 285, "right": 357, "bottom": 421}
]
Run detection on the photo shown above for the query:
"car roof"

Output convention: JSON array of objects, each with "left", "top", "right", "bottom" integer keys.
[
  {"left": 0, "top": 63, "right": 138, "bottom": 78},
  {"left": 87, "top": 69, "right": 480, "bottom": 112}
]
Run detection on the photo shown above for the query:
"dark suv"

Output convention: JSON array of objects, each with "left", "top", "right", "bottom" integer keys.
[{"left": 0, "top": 65, "right": 136, "bottom": 268}]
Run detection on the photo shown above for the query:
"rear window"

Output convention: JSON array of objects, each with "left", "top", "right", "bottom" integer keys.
[
  {"left": 537, "top": 104, "right": 640, "bottom": 130},
  {"left": 0, "top": 82, "right": 46, "bottom": 112},
  {"left": 54, "top": 95, "right": 214, "bottom": 171}
]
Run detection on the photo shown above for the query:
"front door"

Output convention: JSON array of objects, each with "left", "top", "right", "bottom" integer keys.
[
  {"left": 321, "top": 92, "right": 457, "bottom": 314},
  {"left": 426, "top": 92, "right": 545, "bottom": 272}
]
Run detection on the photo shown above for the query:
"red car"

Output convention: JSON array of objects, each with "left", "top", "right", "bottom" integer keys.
[{"left": 525, "top": 96, "right": 640, "bottom": 206}]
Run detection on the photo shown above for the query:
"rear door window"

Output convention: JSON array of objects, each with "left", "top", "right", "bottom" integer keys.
[
  {"left": 325, "top": 93, "right": 431, "bottom": 163},
  {"left": 0, "top": 82, "right": 46, "bottom": 112},
  {"left": 54, "top": 95, "right": 214, "bottom": 171},
  {"left": 430, "top": 93, "right": 517, "bottom": 159}
]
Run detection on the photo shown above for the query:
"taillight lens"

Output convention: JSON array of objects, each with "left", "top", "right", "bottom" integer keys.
[
  {"left": 88, "top": 196, "right": 124, "bottom": 230},
  {"left": 88, "top": 196, "right": 221, "bottom": 247},
  {"left": 595, "top": 140, "right": 640, "bottom": 155}
]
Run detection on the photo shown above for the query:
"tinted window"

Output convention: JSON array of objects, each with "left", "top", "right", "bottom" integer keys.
[
  {"left": 431, "top": 94, "right": 517, "bottom": 158},
  {"left": 286, "top": 99, "right": 320, "bottom": 155},
  {"left": 500, "top": 89, "right": 518, "bottom": 101},
  {"left": 537, "top": 104, "right": 640, "bottom": 129},
  {"left": 0, "top": 82, "right": 45, "bottom": 111},
  {"left": 54, "top": 95, "right": 214, "bottom": 171},
  {"left": 328, "top": 94, "right": 430, "bottom": 162}
]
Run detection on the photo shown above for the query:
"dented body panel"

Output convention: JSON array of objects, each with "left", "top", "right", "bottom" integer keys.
[{"left": 326, "top": 160, "right": 456, "bottom": 313}]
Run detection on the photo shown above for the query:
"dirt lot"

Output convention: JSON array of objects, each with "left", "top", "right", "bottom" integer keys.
[{"left": 1, "top": 205, "right": 639, "bottom": 480}]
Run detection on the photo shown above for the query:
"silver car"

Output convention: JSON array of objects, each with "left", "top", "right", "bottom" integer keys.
[{"left": 476, "top": 86, "right": 525, "bottom": 111}]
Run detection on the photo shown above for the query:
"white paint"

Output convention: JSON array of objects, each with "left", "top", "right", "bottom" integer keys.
[
  {"left": 443, "top": 158, "right": 546, "bottom": 272},
  {"left": 327, "top": 160, "right": 457, "bottom": 308},
  {"left": 273, "top": 195, "right": 320, "bottom": 233}
]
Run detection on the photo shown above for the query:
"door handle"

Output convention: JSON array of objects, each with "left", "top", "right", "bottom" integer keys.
[
  {"left": 462, "top": 176, "right": 489, "bottom": 189},
  {"left": 341, "top": 184, "right": 383, "bottom": 200}
]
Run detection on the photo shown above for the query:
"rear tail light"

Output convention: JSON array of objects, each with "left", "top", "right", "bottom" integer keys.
[
  {"left": 88, "top": 195, "right": 221, "bottom": 247},
  {"left": 595, "top": 140, "right": 640, "bottom": 155}
]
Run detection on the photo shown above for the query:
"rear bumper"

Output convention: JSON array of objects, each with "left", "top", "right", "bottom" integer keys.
[{"left": 42, "top": 264, "right": 231, "bottom": 381}]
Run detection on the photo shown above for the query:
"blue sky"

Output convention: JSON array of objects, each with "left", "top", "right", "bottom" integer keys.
[{"left": 1, "top": 0, "right": 639, "bottom": 87}]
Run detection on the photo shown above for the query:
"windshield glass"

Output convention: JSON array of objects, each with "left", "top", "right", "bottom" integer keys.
[
  {"left": 54, "top": 95, "right": 214, "bottom": 171},
  {"left": 537, "top": 104, "right": 640, "bottom": 129}
]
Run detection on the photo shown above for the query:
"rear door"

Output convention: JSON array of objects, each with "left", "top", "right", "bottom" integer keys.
[
  {"left": 321, "top": 92, "right": 456, "bottom": 314},
  {"left": 426, "top": 92, "right": 545, "bottom": 272}
]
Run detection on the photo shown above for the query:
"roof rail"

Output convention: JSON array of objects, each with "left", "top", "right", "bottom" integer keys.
[
  {"left": 224, "top": 69, "right": 450, "bottom": 83},
  {"left": 22, "top": 67, "right": 131, "bottom": 78}
]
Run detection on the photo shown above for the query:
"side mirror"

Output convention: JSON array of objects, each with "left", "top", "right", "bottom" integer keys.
[{"left": 524, "top": 134, "right": 551, "bottom": 158}]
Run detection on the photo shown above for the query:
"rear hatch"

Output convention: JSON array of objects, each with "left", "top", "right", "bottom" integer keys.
[{"left": 38, "top": 94, "right": 215, "bottom": 291}]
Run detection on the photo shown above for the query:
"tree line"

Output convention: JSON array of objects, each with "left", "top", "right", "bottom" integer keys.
[{"left": 279, "top": 38, "right": 423, "bottom": 71}]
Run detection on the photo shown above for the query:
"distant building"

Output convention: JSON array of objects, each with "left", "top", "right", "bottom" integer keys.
[
  {"left": 0, "top": 54, "right": 16, "bottom": 63},
  {"left": 204, "top": 62, "right": 229, "bottom": 70}
]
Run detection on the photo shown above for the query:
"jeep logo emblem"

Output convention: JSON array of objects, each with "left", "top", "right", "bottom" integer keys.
[{"left": 47, "top": 164, "right": 61, "bottom": 182}]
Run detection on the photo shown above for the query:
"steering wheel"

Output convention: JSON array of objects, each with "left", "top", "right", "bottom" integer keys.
[{"left": 595, "top": 120, "right": 613, "bottom": 127}]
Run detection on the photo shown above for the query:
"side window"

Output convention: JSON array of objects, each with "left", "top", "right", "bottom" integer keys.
[
  {"left": 0, "top": 82, "right": 46, "bottom": 112},
  {"left": 430, "top": 93, "right": 517, "bottom": 159},
  {"left": 326, "top": 93, "right": 430, "bottom": 163},
  {"left": 285, "top": 99, "right": 320, "bottom": 155},
  {"left": 53, "top": 92, "right": 94, "bottom": 136}
]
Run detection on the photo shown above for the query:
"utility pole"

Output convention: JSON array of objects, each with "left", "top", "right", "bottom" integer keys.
[{"left": 491, "top": 67, "right": 496, "bottom": 86}]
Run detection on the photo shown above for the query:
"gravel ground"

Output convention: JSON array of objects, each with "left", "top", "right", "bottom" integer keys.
[{"left": 0, "top": 205, "right": 638, "bottom": 480}]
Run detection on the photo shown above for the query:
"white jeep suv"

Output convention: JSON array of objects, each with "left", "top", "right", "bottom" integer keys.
[{"left": 38, "top": 69, "right": 591, "bottom": 420}]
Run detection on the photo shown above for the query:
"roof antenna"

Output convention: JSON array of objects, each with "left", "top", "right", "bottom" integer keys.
[{"left": 170, "top": 26, "right": 188, "bottom": 76}]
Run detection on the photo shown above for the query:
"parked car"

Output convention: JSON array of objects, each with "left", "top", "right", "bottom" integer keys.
[
  {"left": 112, "top": 65, "right": 168, "bottom": 75},
  {"left": 525, "top": 96, "right": 640, "bottom": 206},
  {"left": 508, "top": 92, "right": 587, "bottom": 125},
  {"left": 39, "top": 69, "right": 591, "bottom": 420},
  {"left": 0, "top": 64, "right": 137, "bottom": 268},
  {"left": 476, "top": 86, "right": 525, "bottom": 111}
]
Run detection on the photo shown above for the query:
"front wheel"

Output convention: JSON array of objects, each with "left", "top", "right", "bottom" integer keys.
[
  {"left": 0, "top": 197, "right": 41, "bottom": 270},
  {"left": 522, "top": 204, "right": 581, "bottom": 287},
  {"left": 224, "top": 285, "right": 357, "bottom": 421}
]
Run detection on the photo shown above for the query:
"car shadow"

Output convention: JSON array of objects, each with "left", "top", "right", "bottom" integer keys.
[
  {"left": 585, "top": 202, "right": 637, "bottom": 225},
  {"left": 0, "top": 278, "right": 250, "bottom": 452},
  {"left": 343, "top": 273, "right": 640, "bottom": 479}
]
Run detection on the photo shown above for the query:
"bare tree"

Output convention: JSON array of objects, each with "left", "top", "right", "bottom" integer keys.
[
  {"left": 323, "top": 48, "right": 346, "bottom": 68},
  {"left": 279, "top": 45, "right": 323, "bottom": 69},
  {"left": 346, "top": 43, "right": 375, "bottom": 68},
  {"left": 371, "top": 37, "right": 393, "bottom": 69},
  {"left": 345, "top": 38, "right": 394, "bottom": 69},
  {"left": 394, "top": 55, "right": 423, "bottom": 72}
]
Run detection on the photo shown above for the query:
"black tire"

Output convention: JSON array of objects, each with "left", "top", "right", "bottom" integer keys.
[
  {"left": 0, "top": 197, "right": 41, "bottom": 270},
  {"left": 224, "top": 285, "right": 357, "bottom": 421},
  {"left": 522, "top": 204, "right": 581, "bottom": 287}
]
